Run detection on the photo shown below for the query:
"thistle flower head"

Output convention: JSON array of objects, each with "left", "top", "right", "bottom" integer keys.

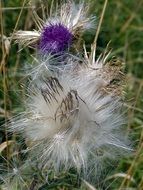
[
  {"left": 13, "top": 2, "right": 95, "bottom": 50},
  {"left": 39, "top": 23, "right": 72, "bottom": 54}
]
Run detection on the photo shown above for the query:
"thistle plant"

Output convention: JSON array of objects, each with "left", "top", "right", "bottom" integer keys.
[{"left": 2, "top": 0, "right": 132, "bottom": 188}]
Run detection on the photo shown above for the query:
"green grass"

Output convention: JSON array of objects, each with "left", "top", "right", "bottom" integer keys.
[{"left": 0, "top": 0, "right": 143, "bottom": 189}]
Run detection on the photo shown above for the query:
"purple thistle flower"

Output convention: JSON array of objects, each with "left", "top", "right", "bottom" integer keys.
[{"left": 39, "top": 23, "right": 73, "bottom": 54}]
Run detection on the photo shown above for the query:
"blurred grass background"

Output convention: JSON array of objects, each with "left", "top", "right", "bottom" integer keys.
[{"left": 0, "top": 0, "right": 143, "bottom": 189}]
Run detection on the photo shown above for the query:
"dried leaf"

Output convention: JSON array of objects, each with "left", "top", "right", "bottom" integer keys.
[{"left": 0, "top": 140, "right": 14, "bottom": 153}]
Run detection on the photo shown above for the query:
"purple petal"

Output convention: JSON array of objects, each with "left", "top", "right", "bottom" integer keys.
[{"left": 39, "top": 23, "right": 73, "bottom": 54}]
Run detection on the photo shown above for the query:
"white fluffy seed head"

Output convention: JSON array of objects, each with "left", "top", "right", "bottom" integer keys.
[{"left": 10, "top": 53, "right": 131, "bottom": 176}]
